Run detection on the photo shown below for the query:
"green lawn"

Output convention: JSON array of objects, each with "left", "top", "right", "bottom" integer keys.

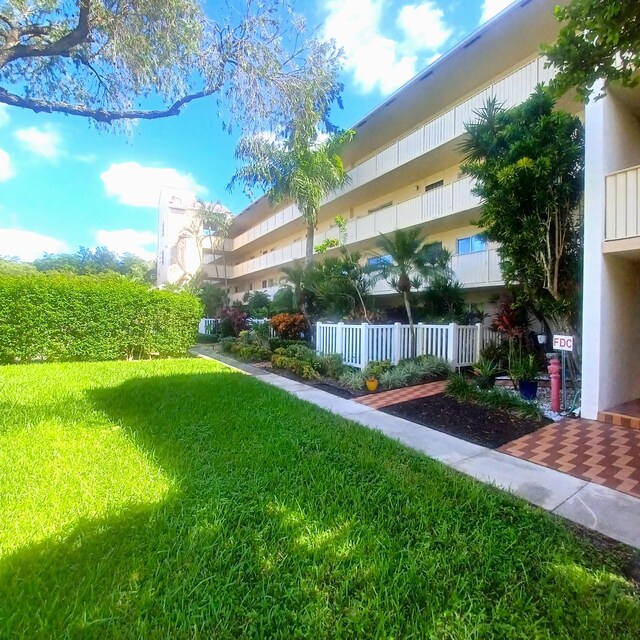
[{"left": 0, "top": 359, "right": 638, "bottom": 639}]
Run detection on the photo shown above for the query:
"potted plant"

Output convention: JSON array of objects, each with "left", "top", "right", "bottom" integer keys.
[
  {"left": 473, "top": 357, "right": 500, "bottom": 390},
  {"left": 509, "top": 353, "right": 539, "bottom": 400},
  {"left": 365, "top": 376, "right": 379, "bottom": 392}
]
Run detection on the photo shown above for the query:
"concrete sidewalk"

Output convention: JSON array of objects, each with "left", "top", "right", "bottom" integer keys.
[{"left": 192, "top": 348, "right": 640, "bottom": 549}]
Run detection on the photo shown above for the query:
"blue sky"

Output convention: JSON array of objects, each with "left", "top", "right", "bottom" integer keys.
[{"left": 0, "top": 0, "right": 513, "bottom": 261}]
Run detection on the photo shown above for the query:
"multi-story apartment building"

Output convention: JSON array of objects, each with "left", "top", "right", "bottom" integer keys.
[{"left": 156, "top": 0, "right": 640, "bottom": 424}]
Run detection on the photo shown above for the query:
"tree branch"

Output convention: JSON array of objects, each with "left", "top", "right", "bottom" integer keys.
[
  {"left": 0, "top": 86, "right": 219, "bottom": 124},
  {"left": 0, "top": 0, "right": 91, "bottom": 67}
]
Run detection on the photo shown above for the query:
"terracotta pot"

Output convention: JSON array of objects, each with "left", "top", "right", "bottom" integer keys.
[{"left": 365, "top": 378, "right": 379, "bottom": 392}]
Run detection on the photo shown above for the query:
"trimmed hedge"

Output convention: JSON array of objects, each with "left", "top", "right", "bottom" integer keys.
[{"left": 0, "top": 273, "right": 203, "bottom": 363}]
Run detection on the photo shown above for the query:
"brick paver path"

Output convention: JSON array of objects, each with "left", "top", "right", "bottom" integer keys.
[
  {"left": 355, "top": 380, "right": 447, "bottom": 409},
  {"left": 499, "top": 417, "right": 640, "bottom": 499}
]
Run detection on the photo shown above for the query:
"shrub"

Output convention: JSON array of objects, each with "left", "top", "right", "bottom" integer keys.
[
  {"left": 415, "top": 355, "right": 452, "bottom": 379},
  {"left": 339, "top": 369, "right": 366, "bottom": 390},
  {"left": 271, "top": 354, "right": 320, "bottom": 380},
  {"left": 363, "top": 360, "right": 393, "bottom": 379},
  {"left": 235, "top": 345, "right": 271, "bottom": 362},
  {"left": 195, "top": 333, "right": 218, "bottom": 344},
  {"left": 0, "top": 273, "right": 202, "bottom": 362},
  {"left": 270, "top": 313, "right": 306, "bottom": 340},
  {"left": 219, "top": 307, "right": 249, "bottom": 337},
  {"left": 268, "top": 337, "right": 307, "bottom": 352},
  {"left": 315, "top": 353, "right": 346, "bottom": 379},
  {"left": 219, "top": 337, "right": 239, "bottom": 354},
  {"left": 446, "top": 373, "right": 542, "bottom": 419},
  {"left": 379, "top": 367, "right": 409, "bottom": 389}
]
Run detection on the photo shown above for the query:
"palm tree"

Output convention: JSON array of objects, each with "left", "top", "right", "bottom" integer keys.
[
  {"left": 376, "top": 228, "right": 451, "bottom": 356},
  {"left": 231, "top": 117, "right": 355, "bottom": 266},
  {"left": 198, "top": 201, "right": 233, "bottom": 288},
  {"left": 280, "top": 261, "right": 307, "bottom": 313}
]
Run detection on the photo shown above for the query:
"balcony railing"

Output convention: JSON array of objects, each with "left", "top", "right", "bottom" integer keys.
[
  {"left": 228, "top": 56, "right": 553, "bottom": 253},
  {"left": 229, "top": 175, "right": 482, "bottom": 279},
  {"left": 605, "top": 165, "right": 640, "bottom": 242},
  {"left": 372, "top": 248, "right": 502, "bottom": 294}
]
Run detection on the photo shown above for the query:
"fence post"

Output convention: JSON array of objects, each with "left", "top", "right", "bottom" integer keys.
[
  {"left": 392, "top": 322, "right": 402, "bottom": 365},
  {"left": 475, "top": 322, "right": 483, "bottom": 361},
  {"left": 447, "top": 322, "right": 458, "bottom": 366},
  {"left": 361, "top": 323, "right": 369, "bottom": 370},
  {"left": 417, "top": 322, "right": 424, "bottom": 356},
  {"left": 336, "top": 321, "right": 344, "bottom": 356},
  {"left": 316, "top": 322, "right": 323, "bottom": 353}
]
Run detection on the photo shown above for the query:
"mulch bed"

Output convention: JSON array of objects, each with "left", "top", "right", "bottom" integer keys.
[{"left": 381, "top": 393, "right": 550, "bottom": 449}]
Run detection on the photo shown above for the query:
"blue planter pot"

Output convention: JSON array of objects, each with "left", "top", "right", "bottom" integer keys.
[{"left": 518, "top": 380, "right": 538, "bottom": 401}]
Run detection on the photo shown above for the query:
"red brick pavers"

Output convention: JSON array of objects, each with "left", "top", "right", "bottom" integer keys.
[
  {"left": 499, "top": 417, "right": 640, "bottom": 499},
  {"left": 355, "top": 380, "right": 448, "bottom": 409}
]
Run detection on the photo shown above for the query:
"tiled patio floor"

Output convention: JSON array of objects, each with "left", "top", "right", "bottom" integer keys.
[
  {"left": 499, "top": 418, "right": 640, "bottom": 499},
  {"left": 355, "top": 380, "right": 448, "bottom": 409}
]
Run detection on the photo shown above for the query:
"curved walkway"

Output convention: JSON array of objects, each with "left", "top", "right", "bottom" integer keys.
[{"left": 192, "top": 347, "right": 640, "bottom": 550}]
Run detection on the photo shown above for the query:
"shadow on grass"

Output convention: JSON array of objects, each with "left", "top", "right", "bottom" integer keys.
[{"left": 1, "top": 366, "right": 640, "bottom": 638}]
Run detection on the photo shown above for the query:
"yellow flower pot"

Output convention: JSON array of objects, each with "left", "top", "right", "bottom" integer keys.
[{"left": 365, "top": 378, "right": 379, "bottom": 392}]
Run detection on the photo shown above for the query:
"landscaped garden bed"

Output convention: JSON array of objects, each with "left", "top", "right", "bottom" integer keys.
[{"left": 382, "top": 392, "right": 550, "bottom": 448}]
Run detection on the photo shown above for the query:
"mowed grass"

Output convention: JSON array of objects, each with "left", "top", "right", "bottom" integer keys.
[{"left": 0, "top": 359, "right": 639, "bottom": 639}]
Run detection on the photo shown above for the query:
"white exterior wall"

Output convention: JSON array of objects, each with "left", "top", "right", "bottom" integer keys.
[{"left": 582, "top": 84, "right": 640, "bottom": 418}]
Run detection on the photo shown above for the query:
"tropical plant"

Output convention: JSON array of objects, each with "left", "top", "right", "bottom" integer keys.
[
  {"left": 270, "top": 313, "right": 306, "bottom": 340},
  {"left": 375, "top": 228, "right": 451, "bottom": 355},
  {"left": 200, "top": 284, "right": 229, "bottom": 318},
  {"left": 271, "top": 287, "right": 296, "bottom": 314},
  {"left": 339, "top": 369, "right": 366, "bottom": 391},
  {"left": 422, "top": 275, "right": 466, "bottom": 322},
  {"left": 0, "top": 0, "right": 342, "bottom": 130},
  {"left": 542, "top": 0, "right": 640, "bottom": 102},
  {"left": 232, "top": 115, "right": 354, "bottom": 266},
  {"left": 473, "top": 358, "right": 500, "bottom": 390},
  {"left": 509, "top": 354, "right": 540, "bottom": 384},
  {"left": 243, "top": 290, "right": 271, "bottom": 318},
  {"left": 460, "top": 88, "right": 584, "bottom": 338},
  {"left": 280, "top": 262, "right": 307, "bottom": 313},
  {"left": 198, "top": 201, "right": 233, "bottom": 288}
]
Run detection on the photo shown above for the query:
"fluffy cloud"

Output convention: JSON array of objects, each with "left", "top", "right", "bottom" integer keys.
[
  {"left": 101, "top": 162, "right": 207, "bottom": 208},
  {"left": 323, "top": 0, "right": 452, "bottom": 95},
  {"left": 480, "top": 0, "right": 515, "bottom": 23},
  {"left": 0, "top": 104, "right": 9, "bottom": 128},
  {"left": 96, "top": 229, "right": 157, "bottom": 260},
  {"left": 0, "top": 229, "right": 68, "bottom": 261},
  {"left": 14, "top": 126, "right": 62, "bottom": 159},
  {"left": 0, "top": 149, "right": 14, "bottom": 182}
]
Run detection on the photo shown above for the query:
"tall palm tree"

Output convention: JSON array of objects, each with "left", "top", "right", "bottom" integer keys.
[
  {"left": 231, "top": 117, "right": 355, "bottom": 266},
  {"left": 376, "top": 228, "right": 451, "bottom": 356}
]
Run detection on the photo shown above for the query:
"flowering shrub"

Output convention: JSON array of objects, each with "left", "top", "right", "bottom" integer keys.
[
  {"left": 219, "top": 307, "right": 249, "bottom": 337},
  {"left": 270, "top": 313, "right": 306, "bottom": 340}
]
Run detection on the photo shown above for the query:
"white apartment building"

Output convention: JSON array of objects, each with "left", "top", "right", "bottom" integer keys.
[{"left": 157, "top": 0, "right": 640, "bottom": 423}]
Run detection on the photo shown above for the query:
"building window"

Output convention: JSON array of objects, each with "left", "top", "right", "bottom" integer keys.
[
  {"left": 235, "top": 286, "right": 239, "bottom": 293},
  {"left": 367, "top": 254, "right": 393, "bottom": 268},
  {"left": 261, "top": 279, "right": 268, "bottom": 288},
  {"left": 457, "top": 234, "right": 487, "bottom": 255},
  {"left": 249, "top": 282, "right": 254, "bottom": 291},
  {"left": 368, "top": 201, "right": 393, "bottom": 214},
  {"left": 425, "top": 180, "right": 444, "bottom": 192}
]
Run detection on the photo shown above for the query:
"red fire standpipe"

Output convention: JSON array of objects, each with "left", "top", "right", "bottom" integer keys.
[{"left": 548, "top": 357, "right": 561, "bottom": 413}]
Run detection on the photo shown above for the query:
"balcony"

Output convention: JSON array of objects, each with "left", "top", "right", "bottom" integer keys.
[
  {"left": 372, "top": 248, "right": 503, "bottom": 295},
  {"left": 229, "top": 175, "right": 481, "bottom": 279},
  {"left": 228, "top": 57, "right": 554, "bottom": 254},
  {"left": 604, "top": 165, "right": 640, "bottom": 252}
]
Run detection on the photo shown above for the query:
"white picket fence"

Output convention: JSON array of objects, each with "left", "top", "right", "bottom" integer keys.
[
  {"left": 315, "top": 321, "right": 499, "bottom": 369},
  {"left": 199, "top": 317, "right": 275, "bottom": 337}
]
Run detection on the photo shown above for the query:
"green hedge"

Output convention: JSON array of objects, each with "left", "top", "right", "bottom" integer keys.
[{"left": 0, "top": 274, "right": 203, "bottom": 363}]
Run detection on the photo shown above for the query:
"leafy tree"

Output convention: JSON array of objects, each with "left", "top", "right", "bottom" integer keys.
[
  {"left": 232, "top": 116, "right": 354, "bottom": 266},
  {"left": 422, "top": 276, "right": 466, "bottom": 322},
  {"left": 0, "top": 0, "right": 341, "bottom": 130},
  {"left": 542, "top": 0, "right": 640, "bottom": 101},
  {"left": 243, "top": 290, "right": 271, "bottom": 317},
  {"left": 200, "top": 284, "right": 229, "bottom": 317},
  {"left": 34, "top": 246, "right": 154, "bottom": 282},
  {"left": 375, "top": 228, "right": 451, "bottom": 355},
  {"left": 460, "top": 87, "right": 584, "bottom": 334}
]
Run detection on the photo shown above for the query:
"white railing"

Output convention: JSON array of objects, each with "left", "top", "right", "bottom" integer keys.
[
  {"left": 228, "top": 57, "right": 551, "bottom": 252},
  {"left": 231, "top": 175, "right": 482, "bottom": 279},
  {"left": 450, "top": 248, "right": 502, "bottom": 287},
  {"left": 316, "top": 321, "right": 498, "bottom": 369},
  {"left": 605, "top": 165, "right": 640, "bottom": 241}
]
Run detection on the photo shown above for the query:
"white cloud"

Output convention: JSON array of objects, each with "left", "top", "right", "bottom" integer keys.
[
  {"left": 480, "top": 0, "right": 515, "bottom": 23},
  {"left": 0, "top": 229, "right": 68, "bottom": 261},
  {"left": 14, "top": 126, "right": 62, "bottom": 159},
  {"left": 323, "top": 0, "right": 452, "bottom": 95},
  {"left": 0, "top": 104, "right": 9, "bottom": 128},
  {"left": 101, "top": 162, "right": 207, "bottom": 208},
  {"left": 96, "top": 229, "right": 156, "bottom": 259},
  {"left": 0, "top": 149, "right": 14, "bottom": 182}
]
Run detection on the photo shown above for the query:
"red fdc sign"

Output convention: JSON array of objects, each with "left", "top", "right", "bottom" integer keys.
[{"left": 553, "top": 335, "right": 574, "bottom": 352}]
